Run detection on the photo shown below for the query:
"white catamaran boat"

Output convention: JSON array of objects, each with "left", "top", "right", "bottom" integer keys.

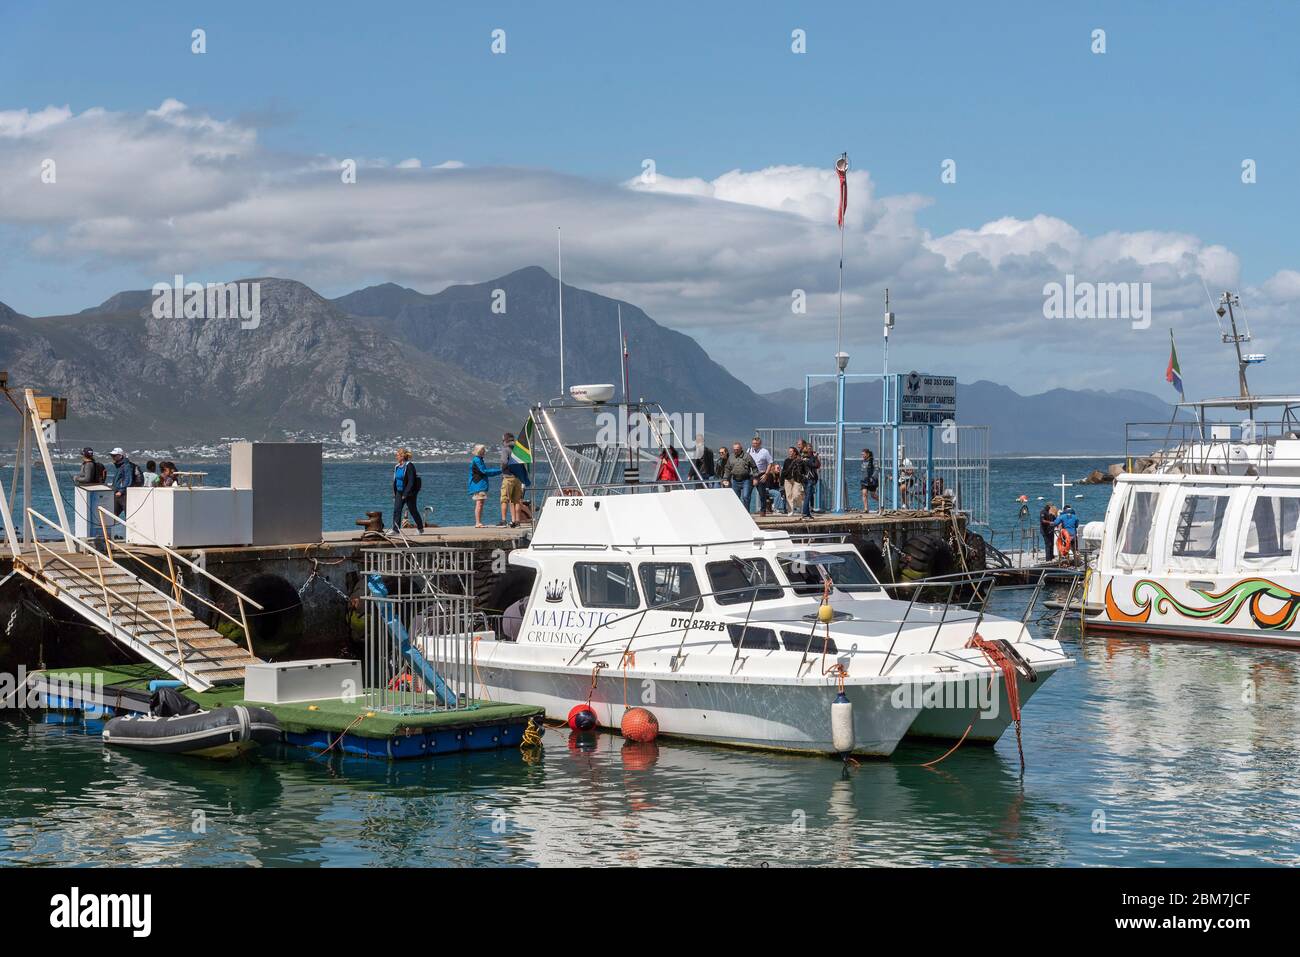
[
  {"left": 1084, "top": 292, "right": 1300, "bottom": 646},
  {"left": 475, "top": 454, "right": 1071, "bottom": 756}
]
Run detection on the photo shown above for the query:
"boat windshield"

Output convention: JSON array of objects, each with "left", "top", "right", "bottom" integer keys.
[
  {"left": 778, "top": 550, "right": 880, "bottom": 595},
  {"left": 706, "top": 558, "right": 783, "bottom": 605}
]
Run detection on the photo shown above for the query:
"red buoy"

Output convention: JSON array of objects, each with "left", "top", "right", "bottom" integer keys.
[
  {"left": 567, "top": 704, "right": 598, "bottom": 731},
  {"left": 621, "top": 707, "right": 659, "bottom": 743}
]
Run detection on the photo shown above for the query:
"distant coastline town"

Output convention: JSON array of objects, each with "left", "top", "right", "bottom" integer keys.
[{"left": 32, "top": 431, "right": 477, "bottom": 464}]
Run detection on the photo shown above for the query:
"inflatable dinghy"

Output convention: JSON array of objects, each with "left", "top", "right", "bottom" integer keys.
[{"left": 103, "top": 688, "right": 280, "bottom": 759}]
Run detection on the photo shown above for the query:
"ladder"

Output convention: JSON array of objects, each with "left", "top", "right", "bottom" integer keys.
[{"left": 13, "top": 509, "right": 263, "bottom": 691}]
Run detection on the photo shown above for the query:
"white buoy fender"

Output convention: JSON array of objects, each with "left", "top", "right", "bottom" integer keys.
[{"left": 831, "top": 691, "right": 854, "bottom": 753}]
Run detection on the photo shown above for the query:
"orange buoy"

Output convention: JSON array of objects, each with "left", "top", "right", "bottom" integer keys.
[{"left": 621, "top": 706, "right": 659, "bottom": 743}]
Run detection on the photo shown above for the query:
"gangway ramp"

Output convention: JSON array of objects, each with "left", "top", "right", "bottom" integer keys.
[{"left": 10, "top": 509, "right": 264, "bottom": 691}]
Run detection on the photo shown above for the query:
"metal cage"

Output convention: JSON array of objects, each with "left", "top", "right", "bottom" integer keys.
[{"left": 361, "top": 546, "right": 478, "bottom": 714}]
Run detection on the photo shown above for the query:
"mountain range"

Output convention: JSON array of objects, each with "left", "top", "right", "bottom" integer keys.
[{"left": 0, "top": 267, "right": 1179, "bottom": 453}]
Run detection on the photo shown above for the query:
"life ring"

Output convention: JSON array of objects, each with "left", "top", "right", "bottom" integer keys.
[{"left": 387, "top": 673, "right": 425, "bottom": 692}]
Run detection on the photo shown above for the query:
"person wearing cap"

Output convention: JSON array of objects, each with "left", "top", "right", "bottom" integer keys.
[
  {"left": 72, "top": 448, "right": 107, "bottom": 487},
  {"left": 109, "top": 447, "right": 136, "bottom": 517}
]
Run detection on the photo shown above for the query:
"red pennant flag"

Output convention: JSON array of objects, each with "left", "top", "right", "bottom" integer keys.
[{"left": 836, "top": 154, "right": 848, "bottom": 228}]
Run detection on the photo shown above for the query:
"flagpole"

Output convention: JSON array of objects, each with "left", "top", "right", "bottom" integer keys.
[
  {"left": 1171, "top": 329, "right": 1185, "bottom": 403},
  {"left": 833, "top": 152, "right": 849, "bottom": 514}
]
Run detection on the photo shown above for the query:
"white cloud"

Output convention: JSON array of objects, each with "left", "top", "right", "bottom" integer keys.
[{"left": 0, "top": 100, "right": 1295, "bottom": 395}]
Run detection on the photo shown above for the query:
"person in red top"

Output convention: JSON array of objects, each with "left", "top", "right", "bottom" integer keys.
[{"left": 656, "top": 447, "right": 680, "bottom": 488}]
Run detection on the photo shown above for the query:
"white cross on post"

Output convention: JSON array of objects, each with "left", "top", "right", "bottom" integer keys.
[{"left": 1054, "top": 474, "right": 1073, "bottom": 509}]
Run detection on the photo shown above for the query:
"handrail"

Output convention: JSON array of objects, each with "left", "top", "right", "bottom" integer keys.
[
  {"left": 25, "top": 509, "right": 227, "bottom": 676},
  {"left": 96, "top": 507, "right": 264, "bottom": 610},
  {"left": 96, "top": 506, "right": 261, "bottom": 655}
]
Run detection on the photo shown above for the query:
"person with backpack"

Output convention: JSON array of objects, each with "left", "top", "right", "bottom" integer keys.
[
  {"left": 392, "top": 447, "right": 424, "bottom": 534},
  {"left": 467, "top": 444, "right": 501, "bottom": 528},
  {"left": 499, "top": 431, "right": 530, "bottom": 527},
  {"left": 72, "top": 448, "right": 108, "bottom": 488},
  {"left": 109, "top": 447, "right": 142, "bottom": 519},
  {"left": 781, "top": 446, "right": 803, "bottom": 515},
  {"left": 860, "top": 448, "right": 879, "bottom": 513},
  {"left": 799, "top": 441, "right": 820, "bottom": 518}
]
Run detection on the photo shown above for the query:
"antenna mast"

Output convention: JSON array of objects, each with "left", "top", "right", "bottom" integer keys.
[
  {"left": 1217, "top": 291, "right": 1251, "bottom": 400},
  {"left": 557, "top": 226, "right": 565, "bottom": 395}
]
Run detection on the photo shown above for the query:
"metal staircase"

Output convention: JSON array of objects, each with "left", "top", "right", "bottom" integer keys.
[{"left": 13, "top": 508, "right": 263, "bottom": 691}]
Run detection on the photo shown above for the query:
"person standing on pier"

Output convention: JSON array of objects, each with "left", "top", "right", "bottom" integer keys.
[
  {"left": 1039, "top": 502, "right": 1058, "bottom": 561},
  {"left": 748, "top": 436, "right": 773, "bottom": 513},
  {"left": 467, "top": 444, "right": 501, "bottom": 528},
  {"left": 781, "top": 446, "right": 803, "bottom": 515},
  {"left": 499, "top": 432, "right": 528, "bottom": 526},
  {"left": 722, "top": 441, "right": 756, "bottom": 508},
  {"left": 108, "top": 447, "right": 140, "bottom": 519},
  {"left": 392, "top": 448, "right": 424, "bottom": 534},
  {"left": 656, "top": 446, "right": 681, "bottom": 487},
  {"left": 860, "top": 448, "right": 878, "bottom": 513},
  {"left": 798, "top": 441, "right": 820, "bottom": 518},
  {"left": 692, "top": 436, "right": 715, "bottom": 485},
  {"left": 72, "top": 448, "right": 106, "bottom": 488}
]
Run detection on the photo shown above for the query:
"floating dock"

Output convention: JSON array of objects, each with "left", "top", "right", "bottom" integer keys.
[{"left": 31, "top": 663, "right": 542, "bottom": 760}]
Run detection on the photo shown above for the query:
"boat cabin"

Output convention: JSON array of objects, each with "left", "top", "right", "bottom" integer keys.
[{"left": 1101, "top": 472, "right": 1300, "bottom": 579}]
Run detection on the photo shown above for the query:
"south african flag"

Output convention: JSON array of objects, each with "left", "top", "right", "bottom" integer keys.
[
  {"left": 1166, "top": 330, "right": 1184, "bottom": 399},
  {"left": 510, "top": 414, "right": 534, "bottom": 467}
]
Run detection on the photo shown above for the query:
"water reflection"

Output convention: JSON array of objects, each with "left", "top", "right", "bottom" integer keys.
[{"left": 1, "top": 611, "right": 1299, "bottom": 866}]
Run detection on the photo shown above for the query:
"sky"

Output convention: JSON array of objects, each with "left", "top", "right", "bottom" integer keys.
[{"left": 1, "top": 1, "right": 1297, "bottom": 400}]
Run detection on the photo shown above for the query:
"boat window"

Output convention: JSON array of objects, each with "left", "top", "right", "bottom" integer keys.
[
  {"left": 782, "top": 630, "right": 839, "bottom": 655},
  {"left": 637, "top": 562, "right": 702, "bottom": 612},
  {"left": 572, "top": 562, "right": 640, "bottom": 609},
  {"left": 1168, "top": 492, "right": 1231, "bottom": 567},
  {"left": 1115, "top": 489, "right": 1159, "bottom": 570},
  {"left": 706, "top": 558, "right": 783, "bottom": 605},
  {"left": 778, "top": 550, "right": 880, "bottom": 595},
  {"left": 1241, "top": 494, "right": 1300, "bottom": 569},
  {"left": 725, "top": 623, "right": 780, "bottom": 651}
]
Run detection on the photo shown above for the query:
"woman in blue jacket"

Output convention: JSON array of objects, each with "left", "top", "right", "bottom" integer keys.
[
  {"left": 392, "top": 447, "right": 423, "bottom": 533},
  {"left": 468, "top": 443, "right": 501, "bottom": 528}
]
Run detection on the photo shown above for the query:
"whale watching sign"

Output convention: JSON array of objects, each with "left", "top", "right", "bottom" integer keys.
[{"left": 900, "top": 372, "right": 957, "bottom": 424}]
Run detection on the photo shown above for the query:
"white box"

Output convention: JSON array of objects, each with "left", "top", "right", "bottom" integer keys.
[
  {"left": 73, "top": 485, "right": 114, "bottom": 540},
  {"left": 124, "top": 486, "right": 253, "bottom": 547},
  {"left": 243, "top": 658, "right": 361, "bottom": 704}
]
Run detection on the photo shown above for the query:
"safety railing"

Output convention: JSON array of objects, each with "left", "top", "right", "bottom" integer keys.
[
  {"left": 95, "top": 507, "right": 263, "bottom": 657},
  {"left": 559, "top": 563, "right": 1078, "bottom": 677},
  {"left": 25, "top": 508, "right": 203, "bottom": 685}
]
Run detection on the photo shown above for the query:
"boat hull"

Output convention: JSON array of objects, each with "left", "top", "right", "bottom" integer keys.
[
  {"left": 902, "top": 666, "right": 1062, "bottom": 743},
  {"left": 478, "top": 661, "right": 920, "bottom": 756}
]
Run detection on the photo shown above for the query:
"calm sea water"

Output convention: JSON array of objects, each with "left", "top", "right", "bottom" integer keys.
[{"left": 8, "top": 457, "right": 1296, "bottom": 867}]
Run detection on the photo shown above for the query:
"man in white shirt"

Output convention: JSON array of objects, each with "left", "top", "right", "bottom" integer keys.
[{"left": 748, "top": 437, "right": 773, "bottom": 513}]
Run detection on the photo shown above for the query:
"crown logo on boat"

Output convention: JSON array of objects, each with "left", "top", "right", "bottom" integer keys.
[{"left": 544, "top": 580, "right": 566, "bottom": 603}]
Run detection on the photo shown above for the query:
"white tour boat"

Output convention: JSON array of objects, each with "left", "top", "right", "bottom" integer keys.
[
  {"left": 475, "top": 484, "right": 1072, "bottom": 756},
  {"left": 1083, "top": 292, "right": 1300, "bottom": 646}
]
